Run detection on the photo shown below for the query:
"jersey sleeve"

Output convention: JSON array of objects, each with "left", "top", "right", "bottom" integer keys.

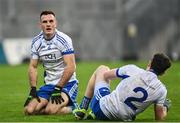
[
  {"left": 62, "top": 38, "right": 74, "bottom": 55},
  {"left": 155, "top": 87, "right": 167, "bottom": 105},
  {"left": 116, "top": 67, "right": 130, "bottom": 79},
  {"left": 56, "top": 33, "right": 74, "bottom": 55},
  {"left": 31, "top": 40, "right": 40, "bottom": 59},
  {"left": 116, "top": 64, "right": 143, "bottom": 79}
]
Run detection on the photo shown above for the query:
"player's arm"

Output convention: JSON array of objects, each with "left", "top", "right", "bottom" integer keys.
[
  {"left": 154, "top": 104, "right": 167, "bottom": 121},
  {"left": 56, "top": 53, "right": 76, "bottom": 87},
  {"left": 104, "top": 69, "right": 117, "bottom": 81},
  {"left": 104, "top": 65, "right": 133, "bottom": 81},
  {"left": 28, "top": 59, "right": 39, "bottom": 87},
  {"left": 24, "top": 59, "right": 40, "bottom": 107},
  {"left": 50, "top": 54, "right": 76, "bottom": 104}
]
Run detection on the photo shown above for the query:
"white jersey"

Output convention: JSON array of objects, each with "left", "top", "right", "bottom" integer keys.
[
  {"left": 31, "top": 30, "right": 77, "bottom": 85},
  {"left": 100, "top": 65, "right": 167, "bottom": 121}
]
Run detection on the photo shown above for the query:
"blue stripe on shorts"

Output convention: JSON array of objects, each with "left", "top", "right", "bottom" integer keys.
[
  {"left": 90, "top": 87, "right": 110, "bottom": 120},
  {"left": 62, "top": 80, "right": 78, "bottom": 109}
]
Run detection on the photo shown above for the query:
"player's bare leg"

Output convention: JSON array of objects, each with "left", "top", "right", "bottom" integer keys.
[
  {"left": 83, "top": 65, "right": 110, "bottom": 98},
  {"left": 95, "top": 65, "right": 110, "bottom": 84},
  {"left": 45, "top": 92, "right": 69, "bottom": 114},
  {"left": 85, "top": 65, "right": 110, "bottom": 96},
  {"left": 24, "top": 98, "right": 48, "bottom": 115},
  {"left": 57, "top": 106, "right": 73, "bottom": 114},
  {"left": 73, "top": 65, "right": 110, "bottom": 119}
]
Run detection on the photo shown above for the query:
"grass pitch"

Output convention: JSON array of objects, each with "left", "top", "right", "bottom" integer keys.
[{"left": 0, "top": 61, "right": 180, "bottom": 122}]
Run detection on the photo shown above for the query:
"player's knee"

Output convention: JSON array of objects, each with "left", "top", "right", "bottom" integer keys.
[
  {"left": 60, "top": 107, "right": 72, "bottom": 114},
  {"left": 96, "top": 65, "right": 110, "bottom": 75},
  {"left": 24, "top": 106, "right": 34, "bottom": 115}
]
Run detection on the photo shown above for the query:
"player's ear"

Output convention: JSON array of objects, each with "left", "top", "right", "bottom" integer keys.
[
  {"left": 146, "top": 60, "right": 151, "bottom": 70},
  {"left": 39, "top": 17, "right": 43, "bottom": 28},
  {"left": 38, "top": 21, "right": 42, "bottom": 29},
  {"left": 54, "top": 19, "right": 57, "bottom": 28}
]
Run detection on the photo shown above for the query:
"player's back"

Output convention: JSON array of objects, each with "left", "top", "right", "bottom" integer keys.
[{"left": 100, "top": 70, "right": 167, "bottom": 121}]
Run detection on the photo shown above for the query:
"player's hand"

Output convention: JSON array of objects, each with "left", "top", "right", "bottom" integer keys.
[
  {"left": 24, "top": 87, "right": 40, "bottom": 107},
  {"left": 163, "top": 98, "right": 171, "bottom": 112},
  {"left": 51, "top": 86, "right": 64, "bottom": 104}
]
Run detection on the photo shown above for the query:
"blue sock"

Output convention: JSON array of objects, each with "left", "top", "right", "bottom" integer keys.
[{"left": 80, "top": 96, "right": 91, "bottom": 110}]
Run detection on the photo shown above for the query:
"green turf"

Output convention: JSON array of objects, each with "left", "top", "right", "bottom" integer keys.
[{"left": 0, "top": 61, "right": 179, "bottom": 122}]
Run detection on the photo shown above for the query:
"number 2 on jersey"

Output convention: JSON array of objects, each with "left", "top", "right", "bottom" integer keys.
[{"left": 124, "top": 87, "right": 148, "bottom": 111}]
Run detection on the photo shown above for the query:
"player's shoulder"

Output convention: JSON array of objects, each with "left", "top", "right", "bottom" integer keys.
[
  {"left": 122, "top": 64, "right": 142, "bottom": 70},
  {"left": 117, "top": 64, "right": 144, "bottom": 77},
  {"left": 32, "top": 31, "right": 43, "bottom": 45},
  {"left": 157, "top": 79, "right": 167, "bottom": 91},
  {"left": 56, "top": 30, "right": 72, "bottom": 42},
  {"left": 126, "top": 64, "right": 138, "bottom": 68}
]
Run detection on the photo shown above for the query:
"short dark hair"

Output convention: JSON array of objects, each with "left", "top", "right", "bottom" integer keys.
[
  {"left": 150, "top": 53, "right": 171, "bottom": 75},
  {"left": 40, "top": 10, "right": 55, "bottom": 19}
]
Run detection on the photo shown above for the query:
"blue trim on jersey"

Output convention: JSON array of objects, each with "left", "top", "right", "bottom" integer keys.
[
  {"left": 116, "top": 68, "right": 129, "bottom": 79},
  {"left": 62, "top": 50, "right": 74, "bottom": 55},
  {"left": 36, "top": 41, "right": 42, "bottom": 51},
  {"left": 33, "top": 32, "right": 43, "bottom": 40},
  {"left": 32, "top": 33, "right": 43, "bottom": 46},
  {"left": 149, "top": 69, "right": 158, "bottom": 75},
  {"left": 56, "top": 34, "right": 70, "bottom": 49},
  {"left": 56, "top": 38, "right": 69, "bottom": 50},
  {"left": 90, "top": 87, "right": 110, "bottom": 120},
  {"left": 44, "top": 33, "right": 55, "bottom": 41},
  {"left": 56, "top": 34, "right": 69, "bottom": 46},
  {"left": 31, "top": 34, "right": 43, "bottom": 52},
  {"left": 116, "top": 68, "right": 120, "bottom": 77},
  {"left": 120, "top": 75, "right": 130, "bottom": 79}
]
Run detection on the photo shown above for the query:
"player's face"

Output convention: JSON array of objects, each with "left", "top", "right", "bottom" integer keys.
[{"left": 40, "top": 14, "right": 57, "bottom": 39}]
